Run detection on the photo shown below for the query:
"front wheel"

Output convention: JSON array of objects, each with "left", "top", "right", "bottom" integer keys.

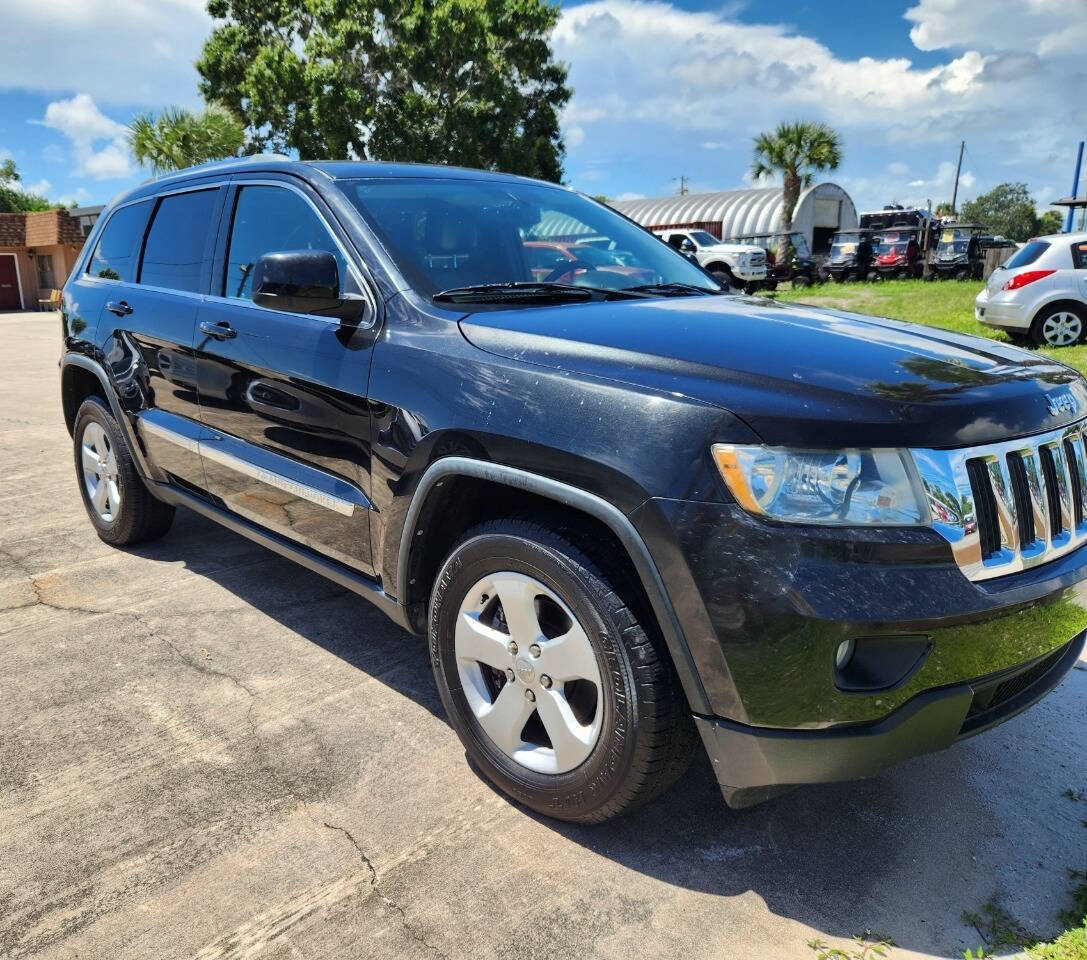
[
  {"left": 710, "top": 268, "right": 736, "bottom": 292},
  {"left": 429, "top": 519, "right": 696, "bottom": 823}
]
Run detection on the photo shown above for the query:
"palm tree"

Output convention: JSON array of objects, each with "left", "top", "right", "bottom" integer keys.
[
  {"left": 128, "top": 104, "right": 245, "bottom": 175},
  {"left": 750, "top": 121, "right": 842, "bottom": 232}
]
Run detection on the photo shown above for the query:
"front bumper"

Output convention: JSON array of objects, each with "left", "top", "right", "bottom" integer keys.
[
  {"left": 698, "top": 632, "right": 1083, "bottom": 807},
  {"left": 631, "top": 498, "right": 1087, "bottom": 804},
  {"left": 733, "top": 266, "right": 767, "bottom": 283}
]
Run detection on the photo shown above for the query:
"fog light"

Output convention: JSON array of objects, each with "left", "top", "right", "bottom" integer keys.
[{"left": 835, "top": 638, "right": 856, "bottom": 670}]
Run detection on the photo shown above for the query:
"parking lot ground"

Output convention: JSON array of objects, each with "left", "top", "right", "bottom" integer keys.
[{"left": 1, "top": 310, "right": 1085, "bottom": 960}]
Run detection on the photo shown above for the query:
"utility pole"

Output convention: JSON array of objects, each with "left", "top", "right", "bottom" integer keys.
[
  {"left": 1066, "top": 141, "right": 1084, "bottom": 233},
  {"left": 950, "top": 140, "right": 965, "bottom": 218},
  {"left": 674, "top": 175, "right": 689, "bottom": 196}
]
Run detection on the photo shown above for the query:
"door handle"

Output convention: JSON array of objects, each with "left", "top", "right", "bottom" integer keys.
[
  {"left": 106, "top": 300, "right": 133, "bottom": 317},
  {"left": 199, "top": 320, "right": 237, "bottom": 340}
]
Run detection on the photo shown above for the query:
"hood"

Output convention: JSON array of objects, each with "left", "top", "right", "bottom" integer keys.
[
  {"left": 459, "top": 296, "right": 1087, "bottom": 448},
  {"left": 707, "top": 242, "right": 761, "bottom": 255}
]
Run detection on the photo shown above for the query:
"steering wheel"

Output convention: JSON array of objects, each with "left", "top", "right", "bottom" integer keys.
[{"left": 541, "top": 260, "right": 605, "bottom": 284}]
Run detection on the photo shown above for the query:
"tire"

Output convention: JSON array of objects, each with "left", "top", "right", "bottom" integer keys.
[
  {"left": 955, "top": 268, "right": 969, "bottom": 281},
  {"left": 743, "top": 282, "right": 759, "bottom": 295},
  {"left": 896, "top": 268, "right": 909, "bottom": 280},
  {"left": 792, "top": 275, "right": 811, "bottom": 288},
  {"left": 429, "top": 518, "right": 697, "bottom": 824},
  {"left": 73, "top": 396, "right": 175, "bottom": 546},
  {"left": 1031, "top": 303, "right": 1087, "bottom": 348},
  {"left": 710, "top": 268, "right": 735, "bottom": 292}
]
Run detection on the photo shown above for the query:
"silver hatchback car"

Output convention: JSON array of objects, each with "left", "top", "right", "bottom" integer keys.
[{"left": 976, "top": 232, "right": 1087, "bottom": 346}]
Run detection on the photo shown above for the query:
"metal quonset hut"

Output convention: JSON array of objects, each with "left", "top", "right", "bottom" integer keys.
[{"left": 610, "top": 183, "right": 858, "bottom": 255}]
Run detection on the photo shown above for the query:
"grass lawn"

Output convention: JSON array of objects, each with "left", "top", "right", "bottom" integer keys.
[{"left": 770, "top": 279, "right": 1087, "bottom": 378}]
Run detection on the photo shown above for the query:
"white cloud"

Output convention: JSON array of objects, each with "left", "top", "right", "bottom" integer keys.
[
  {"left": 566, "top": 125, "right": 586, "bottom": 148},
  {"left": 56, "top": 187, "right": 93, "bottom": 206},
  {"left": 0, "top": 0, "right": 209, "bottom": 105},
  {"left": 614, "top": 191, "right": 646, "bottom": 202},
  {"left": 39, "top": 94, "right": 132, "bottom": 181},
  {"left": 23, "top": 178, "right": 51, "bottom": 195},
  {"left": 555, "top": 0, "right": 1087, "bottom": 211}
]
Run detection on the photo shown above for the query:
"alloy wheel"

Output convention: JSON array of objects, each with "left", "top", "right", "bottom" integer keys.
[
  {"left": 454, "top": 571, "right": 603, "bottom": 774},
  {"left": 1041, "top": 311, "right": 1083, "bottom": 347},
  {"left": 81, "top": 421, "right": 121, "bottom": 522}
]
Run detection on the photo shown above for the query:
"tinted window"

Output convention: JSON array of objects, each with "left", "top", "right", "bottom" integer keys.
[
  {"left": 139, "top": 190, "right": 218, "bottom": 292},
  {"left": 1005, "top": 240, "right": 1050, "bottom": 269},
  {"left": 1072, "top": 241, "right": 1087, "bottom": 270},
  {"left": 225, "top": 186, "right": 346, "bottom": 301},
  {"left": 86, "top": 201, "right": 152, "bottom": 282}
]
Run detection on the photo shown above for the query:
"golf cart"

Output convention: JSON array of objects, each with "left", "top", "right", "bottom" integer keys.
[
  {"left": 872, "top": 229, "right": 923, "bottom": 280},
  {"left": 825, "top": 229, "right": 876, "bottom": 282},
  {"left": 928, "top": 223, "right": 984, "bottom": 280},
  {"left": 731, "top": 231, "right": 821, "bottom": 289}
]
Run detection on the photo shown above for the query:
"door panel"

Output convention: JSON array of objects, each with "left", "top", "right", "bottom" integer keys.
[
  {"left": 0, "top": 256, "right": 21, "bottom": 310},
  {"left": 102, "top": 286, "right": 207, "bottom": 489},
  {"left": 195, "top": 182, "right": 375, "bottom": 574}
]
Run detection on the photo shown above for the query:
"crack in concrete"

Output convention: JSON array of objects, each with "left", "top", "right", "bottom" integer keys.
[{"left": 321, "top": 822, "right": 449, "bottom": 960}]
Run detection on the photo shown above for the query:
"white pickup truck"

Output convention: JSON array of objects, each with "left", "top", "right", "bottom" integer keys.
[{"left": 653, "top": 229, "right": 767, "bottom": 291}]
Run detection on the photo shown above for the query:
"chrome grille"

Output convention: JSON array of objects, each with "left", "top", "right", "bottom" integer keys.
[
  {"left": 913, "top": 419, "right": 1087, "bottom": 581},
  {"left": 749, "top": 252, "right": 765, "bottom": 267}
]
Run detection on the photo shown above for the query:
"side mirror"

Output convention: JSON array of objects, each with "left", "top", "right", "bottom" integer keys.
[
  {"left": 252, "top": 250, "right": 366, "bottom": 322},
  {"left": 680, "top": 238, "right": 696, "bottom": 253}
]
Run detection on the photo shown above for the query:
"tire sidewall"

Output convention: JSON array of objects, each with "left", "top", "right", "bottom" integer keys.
[
  {"left": 72, "top": 396, "right": 150, "bottom": 545},
  {"left": 1033, "top": 305, "right": 1086, "bottom": 348},
  {"left": 429, "top": 530, "right": 640, "bottom": 820}
]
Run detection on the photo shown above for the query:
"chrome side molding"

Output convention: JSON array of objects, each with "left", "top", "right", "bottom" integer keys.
[{"left": 136, "top": 409, "right": 369, "bottom": 518}]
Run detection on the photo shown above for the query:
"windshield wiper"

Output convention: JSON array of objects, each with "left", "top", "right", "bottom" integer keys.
[
  {"left": 433, "top": 282, "right": 644, "bottom": 304},
  {"left": 622, "top": 282, "right": 722, "bottom": 297}
]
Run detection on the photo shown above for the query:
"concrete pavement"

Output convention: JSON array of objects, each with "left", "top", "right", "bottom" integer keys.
[{"left": 1, "top": 310, "right": 1084, "bottom": 959}]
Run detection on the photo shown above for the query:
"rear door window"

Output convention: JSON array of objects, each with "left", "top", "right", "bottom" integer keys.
[
  {"left": 139, "top": 189, "right": 220, "bottom": 293},
  {"left": 86, "top": 201, "right": 152, "bottom": 281},
  {"left": 1072, "top": 242, "right": 1087, "bottom": 270},
  {"left": 1004, "top": 240, "right": 1050, "bottom": 269}
]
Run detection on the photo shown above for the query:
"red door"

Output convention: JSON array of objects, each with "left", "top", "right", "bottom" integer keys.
[{"left": 0, "top": 256, "right": 21, "bottom": 310}]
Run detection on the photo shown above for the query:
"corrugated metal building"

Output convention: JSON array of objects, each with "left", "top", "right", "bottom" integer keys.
[{"left": 609, "top": 182, "right": 857, "bottom": 254}]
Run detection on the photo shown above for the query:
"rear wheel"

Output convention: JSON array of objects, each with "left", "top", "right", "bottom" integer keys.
[
  {"left": 1032, "top": 304, "right": 1086, "bottom": 348},
  {"left": 429, "top": 518, "right": 697, "bottom": 823},
  {"left": 73, "top": 397, "right": 175, "bottom": 545}
]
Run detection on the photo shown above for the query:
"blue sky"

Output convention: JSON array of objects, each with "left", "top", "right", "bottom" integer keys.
[{"left": 1, "top": 0, "right": 1084, "bottom": 213}]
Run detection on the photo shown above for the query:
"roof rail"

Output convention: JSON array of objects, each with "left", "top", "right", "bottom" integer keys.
[{"left": 139, "top": 153, "right": 293, "bottom": 185}]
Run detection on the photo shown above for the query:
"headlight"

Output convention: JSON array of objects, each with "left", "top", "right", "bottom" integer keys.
[{"left": 711, "top": 445, "right": 928, "bottom": 526}]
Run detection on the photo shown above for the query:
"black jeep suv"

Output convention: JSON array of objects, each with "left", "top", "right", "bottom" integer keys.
[{"left": 61, "top": 159, "right": 1086, "bottom": 823}]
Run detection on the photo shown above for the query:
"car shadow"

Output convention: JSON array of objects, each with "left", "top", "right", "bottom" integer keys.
[{"left": 129, "top": 508, "right": 1083, "bottom": 957}]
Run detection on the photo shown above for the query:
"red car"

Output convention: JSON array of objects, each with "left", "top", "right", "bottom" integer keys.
[
  {"left": 523, "top": 241, "right": 654, "bottom": 287},
  {"left": 873, "top": 231, "right": 922, "bottom": 280}
]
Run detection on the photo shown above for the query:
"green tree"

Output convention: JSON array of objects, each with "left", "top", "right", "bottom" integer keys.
[
  {"left": 960, "top": 182, "right": 1040, "bottom": 242},
  {"left": 1037, "top": 209, "right": 1063, "bottom": 236},
  {"left": 127, "top": 104, "right": 245, "bottom": 174},
  {"left": 0, "top": 159, "right": 55, "bottom": 213},
  {"left": 750, "top": 121, "right": 842, "bottom": 231},
  {"left": 196, "top": 0, "right": 570, "bottom": 182}
]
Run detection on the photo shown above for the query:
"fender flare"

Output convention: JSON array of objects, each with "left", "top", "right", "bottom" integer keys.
[
  {"left": 61, "top": 352, "right": 153, "bottom": 477},
  {"left": 396, "top": 456, "right": 712, "bottom": 715}
]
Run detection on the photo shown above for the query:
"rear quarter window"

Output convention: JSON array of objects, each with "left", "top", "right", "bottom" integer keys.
[
  {"left": 86, "top": 201, "right": 153, "bottom": 282},
  {"left": 1004, "top": 240, "right": 1050, "bottom": 269},
  {"left": 1072, "top": 241, "right": 1087, "bottom": 270}
]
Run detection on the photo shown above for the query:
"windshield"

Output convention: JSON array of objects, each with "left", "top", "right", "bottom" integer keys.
[
  {"left": 786, "top": 233, "right": 810, "bottom": 258},
  {"left": 341, "top": 178, "right": 720, "bottom": 298},
  {"left": 830, "top": 236, "right": 862, "bottom": 257},
  {"left": 688, "top": 231, "right": 720, "bottom": 247},
  {"left": 937, "top": 229, "right": 974, "bottom": 256}
]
